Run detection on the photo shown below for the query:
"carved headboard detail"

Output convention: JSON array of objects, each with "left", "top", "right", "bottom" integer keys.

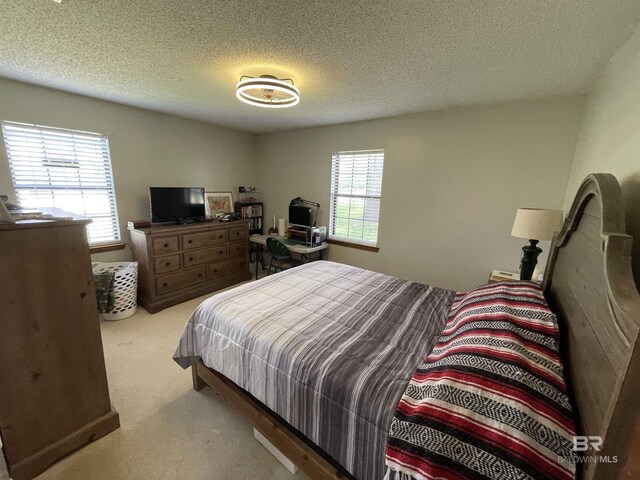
[{"left": 543, "top": 173, "right": 640, "bottom": 479}]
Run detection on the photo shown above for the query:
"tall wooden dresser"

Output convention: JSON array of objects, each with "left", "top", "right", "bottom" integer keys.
[
  {"left": 0, "top": 220, "right": 119, "bottom": 480},
  {"left": 129, "top": 219, "right": 251, "bottom": 313}
]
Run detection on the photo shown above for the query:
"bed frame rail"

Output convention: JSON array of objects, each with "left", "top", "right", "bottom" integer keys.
[{"left": 192, "top": 359, "right": 345, "bottom": 480}]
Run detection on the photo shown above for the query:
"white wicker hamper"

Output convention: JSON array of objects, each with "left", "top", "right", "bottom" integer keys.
[{"left": 92, "top": 261, "right": 138, "bottom": 320}]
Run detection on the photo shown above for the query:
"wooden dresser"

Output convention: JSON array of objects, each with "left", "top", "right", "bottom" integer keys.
[
  {"left": 0, "top": 220, "right": 119, "bottom": 480},
  {"left": 129, "top": 220, "right": 251, "bottom": 313}
]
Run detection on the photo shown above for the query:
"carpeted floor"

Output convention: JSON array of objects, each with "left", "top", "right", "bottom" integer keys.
[{"left": 35, "top": 291, "right": 309, "bottom": 480}]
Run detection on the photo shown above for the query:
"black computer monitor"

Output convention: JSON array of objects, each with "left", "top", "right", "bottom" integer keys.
[{"left": 289, "top": 205, "right": 312, "bottom": 227}]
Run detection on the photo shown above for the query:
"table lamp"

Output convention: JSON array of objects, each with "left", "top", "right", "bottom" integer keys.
[{"left": 511, "top": 208, "right": 564, "bottom": 281}]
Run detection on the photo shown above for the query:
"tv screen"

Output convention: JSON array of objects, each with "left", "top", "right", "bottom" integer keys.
[
  {"left": 149, "top": 187, "right": 205, "bottom": 223},
  {"left": 289, "top": 205, "right": 312, "bottom": 227}
]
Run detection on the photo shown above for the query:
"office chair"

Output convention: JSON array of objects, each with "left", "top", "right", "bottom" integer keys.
[{"left": 266, "top": 237, "right": 302, "bottom": 275}]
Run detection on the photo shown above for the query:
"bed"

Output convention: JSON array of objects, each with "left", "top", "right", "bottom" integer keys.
[
  {"left": 173, "top": 173, "right": 640, "bottom": 480},
  {"left": 174, "top": 261, "right": 455, "bottom": 479}
]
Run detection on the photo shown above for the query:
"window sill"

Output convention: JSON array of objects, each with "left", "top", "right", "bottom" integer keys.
[
  {"left": 327, "top": 238, "right": 379, "bottom": 253},
  {"left": 90, "top": 242, "right": 126, "bottom": 254}
]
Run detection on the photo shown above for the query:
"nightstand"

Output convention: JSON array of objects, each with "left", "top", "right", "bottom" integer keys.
[{"left": 488, "top": 269, "right": 521, "bottom": 283}]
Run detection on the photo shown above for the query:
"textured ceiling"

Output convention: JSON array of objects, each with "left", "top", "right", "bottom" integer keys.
[{"left": 1, "top": 1, "right": 640, "bottom": 133}]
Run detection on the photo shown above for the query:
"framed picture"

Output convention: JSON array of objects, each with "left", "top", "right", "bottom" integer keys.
[{"left": 205, "top": 191, "right": 234, "bottom": 219}]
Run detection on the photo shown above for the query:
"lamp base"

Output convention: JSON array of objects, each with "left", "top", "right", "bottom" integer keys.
[{"left": 520, "top": 239, "right": 542, "bottom": 281}]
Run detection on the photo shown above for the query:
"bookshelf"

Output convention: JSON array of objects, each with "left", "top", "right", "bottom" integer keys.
[{"left": 234, "top": 201, "right": 263, "bottom": 235}]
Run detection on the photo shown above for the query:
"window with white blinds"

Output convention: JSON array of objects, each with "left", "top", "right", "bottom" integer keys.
[
  {"left": 2, "top": 121, "right": 121, "bottom": 245},
  {"left": 329, "top": 149, "right": 384, "bottom": 246}
]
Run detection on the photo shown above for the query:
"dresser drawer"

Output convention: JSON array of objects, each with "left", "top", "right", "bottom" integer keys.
[
  {"left": 228, "top": 225, "right": 247, "bottom": 242},
  {"left": 183, "top": 229, "right": 227, "bottom": 250},
  {"left": 228, "top": 241, "right": 246, "bottom": 259},
  {"left": 208, "top": 258, "right": 247, "bottom": 278},
  {"left": 183, "top": 246, "right": 227, "bottom": 268},
  {"left": 154, "top": 254, "right": 181, "bottom": 274},
  {"left": 156, "top": 267, "right": 206, "bottom": 295},
  {"left": 152, "top": 236, "right": 179, "bottom": 255}
]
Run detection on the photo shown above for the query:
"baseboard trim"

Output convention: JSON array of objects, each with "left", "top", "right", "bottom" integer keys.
[{"left": 8, "top": 410, "right": 120, "bottom": 480}]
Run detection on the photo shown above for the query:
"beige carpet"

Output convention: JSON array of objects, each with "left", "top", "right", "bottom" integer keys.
[{"left": 36, "top": 292, "right": 309, "bottom": 480}]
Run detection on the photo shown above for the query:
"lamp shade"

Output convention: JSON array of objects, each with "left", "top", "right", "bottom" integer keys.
[{"left": 511, "top": 208, "right": 564, "bottom": 240}]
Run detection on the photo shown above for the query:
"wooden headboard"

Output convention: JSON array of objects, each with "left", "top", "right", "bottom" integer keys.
[{"left": 543, "top": 173, "right": 640, "bottom": 479}]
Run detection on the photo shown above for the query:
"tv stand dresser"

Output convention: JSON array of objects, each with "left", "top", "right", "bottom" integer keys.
[{"left": 130, "top": 219, "right": 251, "bottom": 313}]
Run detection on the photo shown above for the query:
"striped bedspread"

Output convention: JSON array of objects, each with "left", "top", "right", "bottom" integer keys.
[
  {"left": 385, "top": 282, "right": 576, "bottom": 480},
  {"left": 173, "top": 261, "right": 455, "bottom": 479}
]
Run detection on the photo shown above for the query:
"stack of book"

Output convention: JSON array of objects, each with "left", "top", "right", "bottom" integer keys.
[
  {"left": 489, "top": 269, "right": 520, "bottom": 282},
  {"left": 127, "top": 219, "right": 151, "bottom": 229}
]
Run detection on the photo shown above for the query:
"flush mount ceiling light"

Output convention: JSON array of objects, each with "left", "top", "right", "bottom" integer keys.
[{"left": 235, "top": 75, "right": 300, "bottom": 108}]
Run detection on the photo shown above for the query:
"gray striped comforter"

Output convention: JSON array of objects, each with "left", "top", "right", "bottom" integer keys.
[{"left": 173, "top": 261, "right": 454, "bottom": 479}]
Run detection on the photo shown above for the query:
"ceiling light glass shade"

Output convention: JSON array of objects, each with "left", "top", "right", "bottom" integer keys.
[{"left": 236, "top": 75, "right": 300, "bottom": 108}]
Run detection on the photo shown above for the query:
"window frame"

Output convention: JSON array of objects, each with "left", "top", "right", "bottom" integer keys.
[
  {"left": 329, "top": 149, "right": 384, "bottom": 249},
  {"left": 1, "top": 121, "right": 121, "bottom": 246}
]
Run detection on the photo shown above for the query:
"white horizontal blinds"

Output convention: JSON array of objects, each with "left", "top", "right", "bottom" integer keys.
[
  {"left": 330, "top": 149, "right": 384, "bottom": 245},
  {"left": 2, "top": 121, "right": 121, "bottom": 244}
]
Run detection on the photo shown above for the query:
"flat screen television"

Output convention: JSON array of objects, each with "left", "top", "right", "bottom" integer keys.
[
  {"left": 149, "top": 187, "right": 205, "bottom": 224},
  {"left": 289, "top": 205, "right": 312, "bottom": 227}
]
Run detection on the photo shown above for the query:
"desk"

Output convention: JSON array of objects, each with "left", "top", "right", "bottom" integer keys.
[{"left": 249, "top": 234, "right": 329, "bottom": 279}]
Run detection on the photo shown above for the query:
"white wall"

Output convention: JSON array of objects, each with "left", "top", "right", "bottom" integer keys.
[
  {"left": 257, "top": 97, "right": 585, "bottom": 291},
  {"left": 0, "top": 78, "right": 258, "bottom": 262},
  {"left": 563, "top": 24, "right": 640, "bottom": 286},
  {"left": 0, "top": 78, "right": 589, "bottom": 292}
]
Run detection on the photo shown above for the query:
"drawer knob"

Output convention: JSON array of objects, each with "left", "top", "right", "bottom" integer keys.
[
  {"left": 213, "top": 269, "right": 217, "bottom": 273},
  {"left": 198, "top": 273, "right": 203, "bottom": 277},
  {"left": 189, "top": 257, "right": 194, "bottom": 262},
  {"left": 164, "top": 243, "right": 169, "bottom": 248},
  {"left": 218, "top": 234, "right": 223, "bottom": 238},
  {"left": 219, "top": 250, "right": 223, "bottom": 254},
  {"left": 163, "top": 282, "right": 168, "bottom": 287},
  {"left": 188, "top": 239, "right": 193, "bottom": 244},
  {"left": 165, "top": 262, "right": 170, "bottom": 267}
]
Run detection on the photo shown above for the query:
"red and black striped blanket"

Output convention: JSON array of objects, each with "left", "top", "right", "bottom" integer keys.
[{"left": 385, "top": 281, "right": 576, "bottom": 480}]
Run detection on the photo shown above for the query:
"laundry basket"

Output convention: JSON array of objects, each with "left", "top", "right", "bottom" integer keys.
[{"left": 92, "top": 261, "right": 138, "bottom": 321}]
